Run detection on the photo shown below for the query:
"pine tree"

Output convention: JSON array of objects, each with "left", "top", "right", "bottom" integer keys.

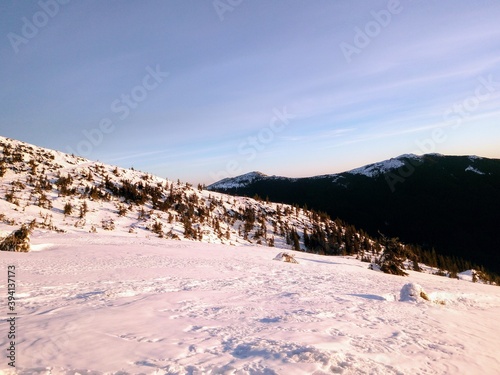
[
  {"left": 79, "top": 201, "right": 88, "bottom": 218},
  {"left": 152, "top": 221, "right": 163, "bottom": 237},
  {"left": 472, "top": 271, "right": 478, "bottom": 283},
  {"left": 378, "top": 236, "right": 408, "bottom": 276},
  {"left": 0, "top": 158, "right": 6, "bottom": 177},
  {"left": 63, "top": 202, "right": 73, "bottom": 216}
]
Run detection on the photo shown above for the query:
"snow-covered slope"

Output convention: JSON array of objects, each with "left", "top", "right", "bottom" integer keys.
[
  {"left": 209, "top": 171, "right": 269, "bottom": 189},
  {"left": 0, "top": 135, "right": 350, "bottom": 251},
  {"left": 1, "top": 233, "right": 500, "bottom": 374},
  {"left": 344, "top": 154, "right": 422, "bottom": 178}
]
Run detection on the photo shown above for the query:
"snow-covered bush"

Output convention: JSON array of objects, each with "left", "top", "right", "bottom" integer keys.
[
  {"left": 101, "top": 219, "right": 115, "bottom": 231},
  {"left": 0, "top": 223, "right": 33, "bottom": 252}
]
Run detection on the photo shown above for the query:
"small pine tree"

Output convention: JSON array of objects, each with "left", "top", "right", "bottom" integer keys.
[
  {"left": 64, "top": 202, "right": 73, "bottom": 216},
  {"left": 268, "top": 236, "right": 275, "bottom": 247},
  {"left": 5, "top": 187, "right": 15, "bottom": 203},
  {"left": 0, "top": 159, "right": 7, "bottom": 177},
  {"left": 101, "top": 219, "right": 115, "bottom": 231},
  {"left": 79, "top": 201, "right": 88, "bottom": 218},
  {"left": 38, "top": 193, "right": 52, "bottom": 210},
  {"left": 138, "top": 207, "right": 147, "bottom": 220},
  {"left": 412, "top": 258, "right": 422, "bottom": 272},
  {"left": 183, "top": 216, "right": 195, "bottom": 239},
  {"left": 472, "top": 271, "right": 478, "bottom": 283},
  {"left": 152, "top": 221, "right": 163, "bottom": 237},
  {"left": 117, "top": 204, "right": 127, "bottom": 217}
]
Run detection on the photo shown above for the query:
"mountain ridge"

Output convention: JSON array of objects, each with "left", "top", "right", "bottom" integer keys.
[
  {"left": 208, "top": 153, "right": 500, "bottom": 275},
  {"left": 208, "top": 153, "right": 491, "bottom": 190}
]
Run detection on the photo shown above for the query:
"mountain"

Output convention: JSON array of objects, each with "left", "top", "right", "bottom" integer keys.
[
  {"left": 212, "top": 171, "right": 269, "bottom": 189},
  {"left": 0, "top": 135, "right": 401, "bottom": 273},
  {"left": 208, "top": 154, "right": 500, "bottom": 274}
]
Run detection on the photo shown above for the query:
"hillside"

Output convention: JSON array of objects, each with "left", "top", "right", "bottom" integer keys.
[
  {"left": 208, "top": 154, "right": 500, "bottom": 275},
  {"left": 0, "top": 136, "right": 392, "bottom": 271}
]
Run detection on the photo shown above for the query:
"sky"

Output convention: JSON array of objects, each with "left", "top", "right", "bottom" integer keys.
[{"left": 1, "top": 0, "right": 500, "bottom": 185}]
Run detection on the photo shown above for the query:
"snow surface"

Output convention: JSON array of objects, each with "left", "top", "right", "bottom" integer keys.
[{"left": 1, "top": 232, "right": 500, "bottom": 374}]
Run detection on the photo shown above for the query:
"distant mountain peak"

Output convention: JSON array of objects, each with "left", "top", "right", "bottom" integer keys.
[
  {"left": 240, "top": 171, "right": 268, "bottom": 178},
  {"left": 345, "top": 154, "right": 425, "bottom": 178},
  {"left": 208, "top": 171, "right": 267, "bottom": 190}
]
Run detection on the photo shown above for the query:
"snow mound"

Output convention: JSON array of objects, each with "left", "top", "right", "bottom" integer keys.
[
  {"left": 400, "top": 283, "right": 430, "bottom": 302},
  {"left": 273, "top": 252, "right": 298, "bottom": 263}
]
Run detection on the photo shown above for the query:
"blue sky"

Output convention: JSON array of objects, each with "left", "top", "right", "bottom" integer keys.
[{"left": 1, "top": 0, "right": 500, "bottom": 184}]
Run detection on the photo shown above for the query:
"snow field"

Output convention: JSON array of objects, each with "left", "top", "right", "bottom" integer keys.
[{"left": 1, "top": 232, "right": 500, "bottom": 374}]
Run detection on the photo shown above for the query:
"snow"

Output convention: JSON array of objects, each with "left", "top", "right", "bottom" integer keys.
[
  {"left": 399, "top": 283, "right": 432, "bottom": 303},
  {"left": 346, "top": 154, "right": 421, "bottom": 178},
  {"left": 465, "top": 165, "right": 485, "bottom": 175},
  {"left": 1, "top": 232, "right": 500, "bottom": 374},
  {"left": 468, "top": 155, "right": 483, "bottom": 161},
  {"left": 208, "top": 172, "right": 267, "bottom": 190}
]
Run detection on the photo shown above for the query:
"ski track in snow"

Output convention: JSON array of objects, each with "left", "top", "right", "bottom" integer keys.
[{"left": 1, "top": 234, "right": 500, "bottom": 374}]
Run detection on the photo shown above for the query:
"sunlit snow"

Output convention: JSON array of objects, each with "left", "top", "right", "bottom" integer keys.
[{"left": 1, "top": 232, "right": 500, "bottom": 374}]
